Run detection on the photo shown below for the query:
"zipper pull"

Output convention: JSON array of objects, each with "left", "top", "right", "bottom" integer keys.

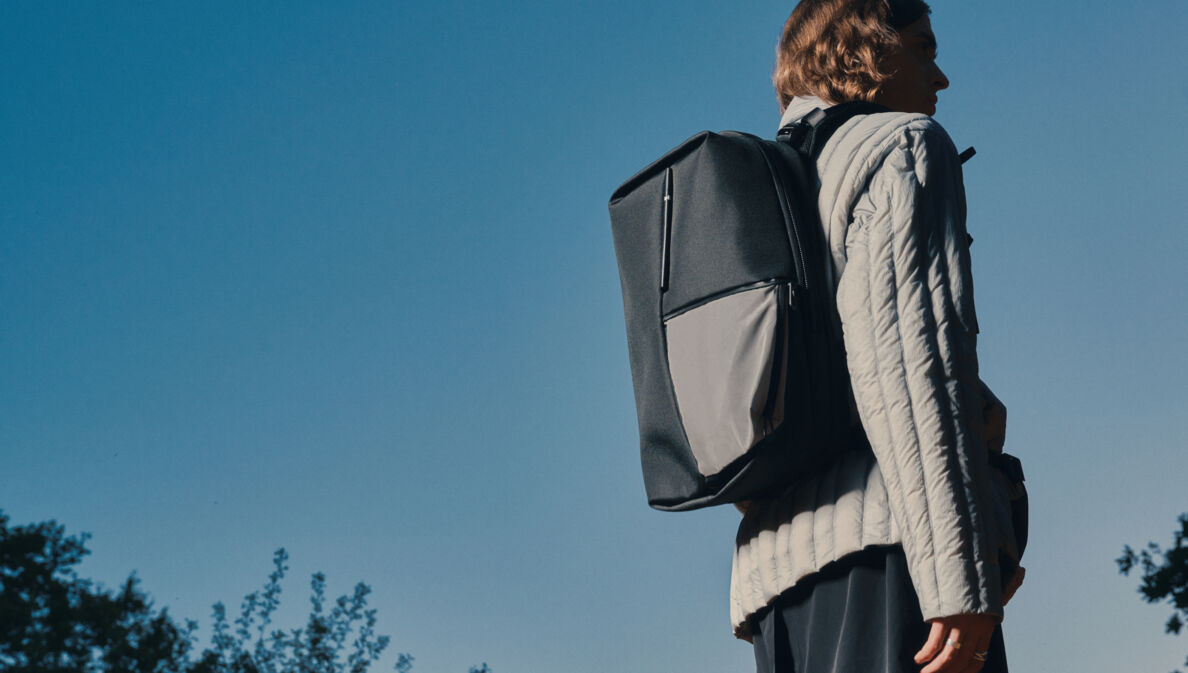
[{"left": 660, "top": 167, "right": 674, "bottom": 292}]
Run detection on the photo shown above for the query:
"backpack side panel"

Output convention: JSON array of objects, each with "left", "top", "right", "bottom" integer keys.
[{"left": 609, "top": 149, "right": 702, "bottom": 506}]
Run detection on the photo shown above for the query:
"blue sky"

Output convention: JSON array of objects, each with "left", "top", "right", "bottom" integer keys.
[{"left": 2, "top": 1, "right": 1187, "bottom": 671}]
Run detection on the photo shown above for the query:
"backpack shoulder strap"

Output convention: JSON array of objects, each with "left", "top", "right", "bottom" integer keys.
[{"left": 776, "top": 101, "right": 890, "bottom": 158}]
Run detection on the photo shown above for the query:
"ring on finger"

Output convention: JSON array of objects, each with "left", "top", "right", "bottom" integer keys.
[
  {"left": 946, "top": 638, "right": 962, "bottom": 650},
  {"left": 972, "top": 650, "right": 988, "bottom": 662}
]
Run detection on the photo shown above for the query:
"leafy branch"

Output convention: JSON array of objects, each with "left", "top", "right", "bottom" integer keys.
[{"left": 1118, "top": 513, "right": 1188, "bottom": 673}]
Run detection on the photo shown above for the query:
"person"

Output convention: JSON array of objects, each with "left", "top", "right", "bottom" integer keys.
[{"left": 731, "top": 1, "right": 1027, "bottom": 672}]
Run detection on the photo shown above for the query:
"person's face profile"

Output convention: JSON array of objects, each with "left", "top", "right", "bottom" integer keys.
[{"left": 873, "top": 15, "right": 950, "bottom": 115}]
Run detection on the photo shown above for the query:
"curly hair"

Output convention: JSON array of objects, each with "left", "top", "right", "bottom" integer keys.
[{"left": 773, "top": 0, "right": 930, "bottom": 111}]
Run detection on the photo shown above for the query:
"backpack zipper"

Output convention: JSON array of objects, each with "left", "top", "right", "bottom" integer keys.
[
  {"left": 660, "top": 167, "right": 674, "bottom": 292},
  {"left": 753, "top": 139, "right": 810, "bottom": 292},
  {"left": 662, "top": 277, "right": 794, "bottom": 321}
]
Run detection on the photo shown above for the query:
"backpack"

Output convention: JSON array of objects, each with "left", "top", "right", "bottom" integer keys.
[{"left": 608, "top": 102, "right": 885, "bottom": 511}]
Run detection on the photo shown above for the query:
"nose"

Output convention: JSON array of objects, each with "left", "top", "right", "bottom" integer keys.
[{"left": 933, "top": 63, "right": 950, "bottom": 92}]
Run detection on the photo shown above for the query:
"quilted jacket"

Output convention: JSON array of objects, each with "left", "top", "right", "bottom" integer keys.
[{"left": 730, "top": 96, "right": 1022, "bottom": 638}]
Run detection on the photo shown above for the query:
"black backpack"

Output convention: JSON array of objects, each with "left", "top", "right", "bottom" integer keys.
[{"left": 608, "top": 102, "right": 885, "bottom": 511}]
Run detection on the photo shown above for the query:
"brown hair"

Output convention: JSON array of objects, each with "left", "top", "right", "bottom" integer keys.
[{"left": 773, "top": 0, "right": 930, "bottom": 111}]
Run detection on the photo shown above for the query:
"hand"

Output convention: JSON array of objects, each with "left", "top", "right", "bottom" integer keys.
[
  {"left": 914, "top": 613, "right": 997, "bottom": 673},
  {"left": 1003, "top": 566, "right": 1025, "bottom": 606}
]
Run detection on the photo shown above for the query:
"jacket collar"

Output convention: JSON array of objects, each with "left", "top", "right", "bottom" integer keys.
[{"left": 778, "top": 95, "right": 833, "bottom": 130}]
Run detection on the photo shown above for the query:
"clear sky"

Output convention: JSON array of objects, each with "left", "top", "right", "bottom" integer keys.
[{"left": 2, "top": 1, "right": 1187, "bottom": 672}]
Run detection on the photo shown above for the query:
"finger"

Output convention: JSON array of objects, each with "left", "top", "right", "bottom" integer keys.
[
  {"left": 914, "top": 621, "right": 947, "bottom": 664},
  {"left": 921, "top": 625, "right": 970, "bottom": 673},
  {"left": 919, "top": 639, "right": 959, "bottom": 673},
  {"left": 957, "top": 628, "right": 993, "bottom": 673}
]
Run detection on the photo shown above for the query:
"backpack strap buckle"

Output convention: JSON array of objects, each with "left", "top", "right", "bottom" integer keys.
[{"left": 776, "top": 101, "right": 890, "bottom": 158}]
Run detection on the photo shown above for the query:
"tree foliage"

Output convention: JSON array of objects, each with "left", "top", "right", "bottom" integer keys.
[
  {"left": 0, "top": 511, "right": 193, "bottom": 672},
  {"left": 0, "top": 511, "right": 489, "bottom": 673},
  {"left": 1118, "top": 513, "right": 1188, "bottom": 673},
  {"left": 185, "top": 548, "right": 403, "bottom": 673}
]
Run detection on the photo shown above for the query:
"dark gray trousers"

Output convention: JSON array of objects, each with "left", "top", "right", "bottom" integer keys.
[{"left": 751, "top": 546, "right": 1008, "bottom": 673}]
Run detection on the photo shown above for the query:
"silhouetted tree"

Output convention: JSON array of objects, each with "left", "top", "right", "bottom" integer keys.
[
  {"left": 0, "top": 512, "right": 490, "bottom": 673},
  {"left": 186, "top": 548, "right": 402, "bottom": 673},
  {"left": 1118, "top": 513, "right": 1188, "bottom": 673},
  {"left": 0, "top": 510, "right": 194, "bottom": 672}
]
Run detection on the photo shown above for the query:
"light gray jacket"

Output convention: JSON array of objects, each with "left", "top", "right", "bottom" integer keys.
[{"left": 730, "top": 96, "right": 1021, "bottom": 637}]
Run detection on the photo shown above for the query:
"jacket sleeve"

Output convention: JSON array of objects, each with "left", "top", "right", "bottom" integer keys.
[{"left": 835, "top": 122, "right": 1004, "bottom": 620}]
